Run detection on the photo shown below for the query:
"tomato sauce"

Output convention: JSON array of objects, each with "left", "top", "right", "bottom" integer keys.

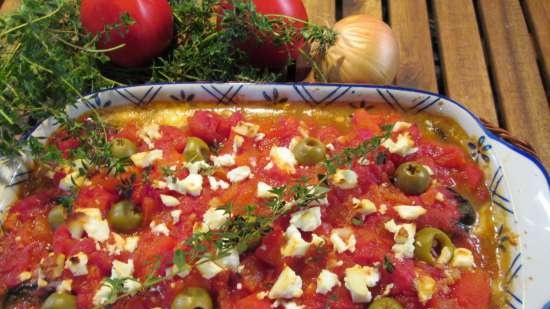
[{"left": 0, "top": 102, "right": 505, "bottom": 309}]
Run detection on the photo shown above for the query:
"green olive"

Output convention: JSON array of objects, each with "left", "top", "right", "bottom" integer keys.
[
  {"left": 184, "top": 137, "right": 210, "bottom": 162},
  {"left": 414, "top": 227, "right": 455, "bottom": 265},
  {"left": 292, "top": 137, "right": 326, "bottom": 165},
  {"left": 111, "top": 138, "right": 137, "bottom": 158},
  {"left": 47, "top": 205, "right": 67, "bottom": 229},
  {"left": 393, "top": 162, "right": 432, "bottom": 195},
  {"left": 171, "top": 287, "right": 213, "bottom": 309},
  {"left": 41, "top": 292, "right": 77, "bottom": 309},
  {"left": 108, "top": 200, "right": 142, "bottom": 233},
  {"left": 367, "top": 297, "right": 404, "bottom": 309}
]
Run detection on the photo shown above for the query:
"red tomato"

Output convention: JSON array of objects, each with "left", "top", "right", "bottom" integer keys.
[
  {"left": 188, "top": 111, "right": 242, "bottom": 144},
  {"left": 80, "top": 0, "right": 173, "bottom": 67},
  {"left": 234, "top": 294, "right": 273, "bottom": 309},
  {"left": 222, "top": 0, "right": 308, "bottom": 69},
  {"left": 451, "top": 270, "right": 491, "bottom": 309}
]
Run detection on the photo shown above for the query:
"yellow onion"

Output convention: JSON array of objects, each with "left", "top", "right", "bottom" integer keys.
[{"left": 307, "top": 15, "right": 399, "bottom": 84}]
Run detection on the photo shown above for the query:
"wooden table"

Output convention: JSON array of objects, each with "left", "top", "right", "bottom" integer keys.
[
  {"left": 301, "top": 0, "right": 549, "bottom": 168},
  {"left": 1, "top": 0, "right": 548, "bottom": 167}
]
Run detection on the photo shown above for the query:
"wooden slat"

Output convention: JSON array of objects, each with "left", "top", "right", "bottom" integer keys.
[
  {"left": 388, "top": 0, "right": 438, "bottom": 92},
  {"left": 342, "top": 0, "right": 382, "bottom": 19},
  {"left": 478, "top": 0, "right": 550, "bottom": 167},
  {"left": 433, "top": 0, "right": 498, "bottom": 123},
  {"left": 523, "top": 0, "right": 550, "bottom": 89},
  {"left": 0, "top": 0, "right": 20, "bottom": 14},
  {"left": 302, "top": 0, "right": 336, "bottom": 26}
]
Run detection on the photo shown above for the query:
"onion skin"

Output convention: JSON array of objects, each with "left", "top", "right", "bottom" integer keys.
[{"left": 306, "top": 15, "right": 399, "bottom": 85}]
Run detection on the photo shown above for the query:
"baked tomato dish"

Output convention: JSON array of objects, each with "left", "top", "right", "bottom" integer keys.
[{"left": 0, "top": 102, "right": 506, "bottom": 309}]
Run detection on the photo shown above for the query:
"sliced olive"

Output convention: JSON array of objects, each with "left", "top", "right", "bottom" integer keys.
[
  {"left": 108, "top": 200, "right": 142, "bottom": 233},
  {"left": 393, "top": 162, "right": 431, "bottom": 195},
  {"left": 414, "top": 227, "right": 455, "bottom": 265},
  {"left": 184, "top": 137, "right": 210, "bottom": 162},
  {"left": 450, "top": 190, "right": 477, "bottom": 226},
  {"left": 367, "top": 297, "right": 404, "bottom": 309},
  {"left": 171, "top": 287, "right": 213, "bottom": 309},
  {"left": 292, "top": 137, "right": 326, "bottom": 165},
  {"left": 111, "top": 138, "right": 137, "bottom": 158},
  {"left": 41, "top": 292, "right": 77, "bottom": 309},
  {"left": 47, "top": 205, "right": 67, "bottom": 229}
]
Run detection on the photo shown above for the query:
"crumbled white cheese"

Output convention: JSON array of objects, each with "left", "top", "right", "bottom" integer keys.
[
  {"left": 352, "top": 197, "right": 377, "bottom": 216},
  {"left": 255, "top": 133, "right": 266, "bottom": 142},
  {"left": 211, "top": 154, "right": 236, "bottom": 167},
  {"left": 150, "top": 221, "right": 170, "bottom": 236},
  {"left": 311, "top": 234, "right": 326, "bottom": 247},
  {"left": 316, "top": 269, "right": 341, "bottom": 294},
  {"left": 93, "top": 284, "right": 112, "bottom": 306},
  {"left": 227, "top": 166, "right": 252, "bottom": 183},
  {"left": 160, "top": 194, "right": 180, "bottom": 207},
  {"left": 59, "top": 171, "right": 87, "bottom": 191},
  {"left": 130, "top": 149, "right": 163, "bottom": 168},
  {"left": 124, "top": 236, "right": 139, "bottom": 252},
  {"left": 138, "top": 123, "right": 161, "bottom": 149},
  {"left": 203, "top": 208, "right": 230, "bottom": 230},
  {"left": 18, "top": 271, "right": 31, "bottom": 282},
  {"left": 166, "top": 264, "right": 191, "bottom": 279},
  {"left": 384, "top": 220, "right": 416, "bottom": 260},
  {"left": 170, "top": 210, "right": 182, "bottom": 224},
  {"left": 394, "top": 205, "right": 427, "bottom": 220},
  {"left": 74, "top": 208, "right": 110, "bottom": 242},
  {"left": 379, "top": 204, "right": 388, "bottom": 214},
  {"left": 257, "top": 181, "right": 276, "bottom": 199},
  {"left": 344, "top": 265, "right": 380, "bottom": 303},
  {"left": 111, "top": 259, "right": 134, "bottom": 279},
  {"left": 436, "top": 246, "right": 453, "bottom": 265},
  {"left": 123, "top": 279, "right": 142, "bottom": 295},
  {"left": 270, "top": 146, "right": 297, "bottom": 174},
  {"left": 65, "top": 252, "right": 88, "bottom": 276},
  {"left": 196, "top": 259, "right": 224, "bottom": 279},
  {"left": 233, "top": 135, "right": 245, "bottom": 153},
  {"left": 357, "top": 157, "right": 370, "bottom": 166},
  {"left": 184, "top": 160, "right": 210, "bottom": 174},
  {"left": 208, "top": 176, "right": 229, "bottom": 191},
  {"left": 232, "top": 121, "right": 260, "bottom": 137},
  {"left": 179, "top": 173, "right": 203, "bottom": 196},
  {"left": 256, "top": 291, "right": 269, "bottom": 300},
  {"left": 392, "top": 121, "right": 412, "bottom": 132},
  {"left": 330, "top": 169, "right": 358, "bottom": 189},
  {"left": 268, "top": 266, "right": 303, "bottom": 299},
  {"left": 381, "top": 133, "right": 418, "bottom": 156},
  {"left": 289, "top": 207, "right": 322, "bottom": 232},
  {"left": 330, "top": 228, "right": 357, "bottom": 253},
  {"left": 326, "top": 143, "right": 335, "bottom": 151},
  {"left": 281, "top": 225, "right": 311, "bottom": 257},
  {"left": 450, "top": 248, "right": 476, "bottom": 268},
  {"left": 215, "top": 248, "right": 240, "bottom": 272},
  {"left": 415, "top": 275, "right": 436, "bottom": 304},
  {"left": 106, "top": 233, "right": 126, "bottom": 255},
  {"left": 57, "top": 279, "right": 73, "bottom": 293},
  {"left": 435, "top": 192, "right": 445, "bottom": 202}
]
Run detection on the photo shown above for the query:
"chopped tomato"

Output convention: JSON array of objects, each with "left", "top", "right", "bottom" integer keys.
[
  {"left": 234, "top": 294, "right": 273, "bottom": 309},
  {"left": 188, "top": 111, "right": 241, "bottom": 144},
  {"left": 451, "top": 270, "right": 491, "bottom": 309}
]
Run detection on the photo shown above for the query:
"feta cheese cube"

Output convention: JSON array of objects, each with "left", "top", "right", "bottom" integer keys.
[
  {"left": 211, "top": 154, "right": 236, "bottom": 167},
  {"left": 450, "top": 248, "right": 476, "bottom": 268},
  {"left": 150, "top": 221, "right": 170, "bottom": 236},
  {"left": 435, "top": 192, "right": 445, "bottom": 202},
  {"left": 65, "top": 252, "right": 88, "bottom": 276},
  {"left": 436, "top": 246, "right": 453, "bottom": 265},
  {"left": 124, "top": 236, "right": 139, "bottom": 252},
  {"left": 392, "top": 121, "right": 412, "bottom": 132},
  {"left": 208, "top": 176, "right": 229, "bottom": 191},
  {"left": 170, "top": 210, "right": 182, "bottom": 224},
  {"left": 93, "top": 284, "right": 112, "bottom": 306},
  {"left": 381, "top": 133, "right": 418, "bottom": 156},
  {"left": 123, "top": 279, "right": 142, "bottom": 295},
  {"left": 316, "top": 269, "right": 341, "bottom": 294},
  {"left": 268, "top": 266, "right": 303, "bottom": 299},
  {"left": 281, "top": 225, "right": 311, "bottom": 257},
  {"left": 344, "top": 265, "right": 380, "bottom": 303},
  {"left": 184, "top": 160, "right": 210, "bottom": 174},
  {"left": 384, "top": 220, "right": 416, "bottom": 260},
  {"left": 289, "top": 207, "right": 322, "bottom": 232},
  {"left": 130, "top": 149, "right": 163, "bottom": 168},
  {"left": 18, "top": 271, "right": 31, "bottom": 282},
  {"left": 352, "top": 198, "right": 377, "bottom": 216},
  {"left": 215, "top": 249, "right": 240, "bottom": 272},
  {"left": 330, "top": 169, "right": 358, "bottom": 189},
  {"left": 203, "top": 208, "right": 230, "bottom": 230},
  {"left": 232, "top": 121, "right": 260, "bottom": 137},
  {"left": 138, "top": 123, "right": 161, "bottom": 149},
  {"left": 415, "top": 275, "right": 436, "bottom": 304},
  {"left": 179, "top": 173, "right": 203, "bottom": 196},
  {"left": 330, "top": 228, "right": 357, "bottom": 253},
  {"left": 196, "top": 259, "right": 224, "bottom": 279},
  {"left": 394, "top": 205, "right": 427, "bottom": 220},
  {"left": 233, "top": 135, "right": 244, "bottom": 153},
  {"left": 270, "top": 146, "right": 297, "bottom": 174},
  {"left": 59, "top": 171, "right": 87, "bottom": 191},
  {"left": 74, "top": 208, "right": 110, "bottom": 242},
  {"left": 111, "top": 259, "right": 134, "bottom": 279},
  {"left": 257, "top": 181, "right": 276, "bottom": 199},
  {"left": 227, "top": 166, "right": 252, "bottom": 183},
  {"left": 57, "top": 279, "right": 73, "bottom": 293},
  {"left": 160, "top": 194, "right": 180, "bottom": 207}
]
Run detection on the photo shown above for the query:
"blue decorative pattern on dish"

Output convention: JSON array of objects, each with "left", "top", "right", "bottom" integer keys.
[
  {"left": 489, "top": 166, "right": 514, "bottom": 215},
  {"left": 262, "top": 88, "right": 288, "bottom": 104},
  {"left": 170, "top": 90, "right": 195, "bottom": 102},
  {"left": 292, "top": 84, "right": 352, "bottom": 105},
  {"left": 200, "top": 84, "right": 243, "bottom": 104},
  {"left": 83, "top": 93, "right": 112, "bottom": 109},
  {"left": 468, "top": 136, "right": 492, "bottom": 163},
  {"left": 115, "top": 85, "right": 162, "bottom": 106}
]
